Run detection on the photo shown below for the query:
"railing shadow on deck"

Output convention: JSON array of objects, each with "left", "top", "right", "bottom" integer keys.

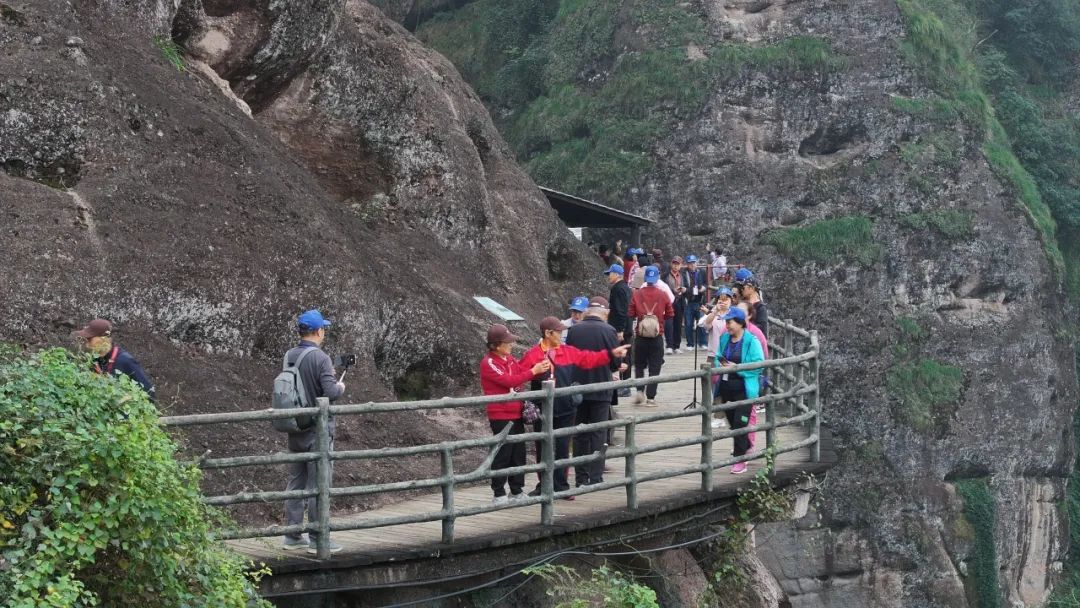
[{"left": 160, "top": 320, "right": 822, "bottom": 560}]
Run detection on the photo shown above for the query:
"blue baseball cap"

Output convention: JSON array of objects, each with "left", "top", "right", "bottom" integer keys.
[
  {"left": 628, "top": 247, "right": 644, "bottom": 256},
  {"left": 297, "top": 309, "right": 332, "bottom": 331},
  {"left": 644, "top": 266, "right": 660, "bottom": 284},
  {"left": 722, "top": 307, "right": 746, "bottom": 322},
  {"left": 604, "top": 263, "right": 624, "bottom": 275},
  {"left": 685, "top": 255, "right": 698, "bottom": 263},
  {"left": 734, "top": 268, "right": 754, "bottom": 282},
  {"left": 569, "top": 296, "right": 589, "bottom": 312},
  {"left": 714, "top": 286, "right": 734, "bottom": 297}
]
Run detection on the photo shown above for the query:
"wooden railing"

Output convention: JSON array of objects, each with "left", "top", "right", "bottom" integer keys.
[{"left": 160, "top": 320, "right": 821, "bottom": 559}]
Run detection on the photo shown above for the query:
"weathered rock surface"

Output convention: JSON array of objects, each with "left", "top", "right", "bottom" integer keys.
[
  {"left": 0, "top": 0, "right": 597, "bottom": 517},
  {"left": 374, "top": 0, "right": 1080, "bottom": 605}
]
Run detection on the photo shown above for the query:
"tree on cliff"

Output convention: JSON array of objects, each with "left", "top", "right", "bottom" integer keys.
[{"left": 0, "top": 347, "right": 269, "bottom": 607}]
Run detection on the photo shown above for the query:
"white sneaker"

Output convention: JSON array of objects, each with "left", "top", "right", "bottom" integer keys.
[
  {"left": 643, "top": 399, "right": 658, "bottom": 407},
  {"left": 665, "top": 347, "right": 673, "bottom": 355},
  {"left": 510, "top": 492, "right": 527, "bottom": 501},
  {"left": 711, "top": 419, "right": 723, "bottom": 429},
  {"left": 493, "top": 495, "right": 509, "bottom": 505},
  {"left": 632, "top": 392, "right": 646, "bottom": 405},
  {"left": 675, "top": 348, "right": 683, "bottom": 354}
]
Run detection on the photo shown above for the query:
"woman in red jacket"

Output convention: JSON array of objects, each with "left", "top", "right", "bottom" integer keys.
[{"left": 479, "top": 324, "right": 551, "bottom": 504}]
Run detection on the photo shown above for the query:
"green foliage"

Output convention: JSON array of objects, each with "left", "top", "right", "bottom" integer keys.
[
  {"left": 954, "top": 478, "right": 1000, "bottom": 608},
  {"left": 894, "top": 0, "right": 1065, "bottom": 275},
  {"left": 524, "top": 564, "right": 659, "bottom": 608},
  {"left": 419, "top": 0, "right": 841, "bottom": 203},
  {"left": 0, "top": 349, "right": 269, "bottom": 607},
  {"left": 761, "top": 216, "right": 882, "bottom": 267},
  {"left": 153, "top": 36, "right": 186, "bottom": 72},
  {"left": 898, "top": 209, "right": 974, "bottom": 240}
]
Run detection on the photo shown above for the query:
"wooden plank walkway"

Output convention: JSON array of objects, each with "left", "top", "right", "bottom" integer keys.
[{"left": 229, "top": 350, "right": 833, "bottom": 571}]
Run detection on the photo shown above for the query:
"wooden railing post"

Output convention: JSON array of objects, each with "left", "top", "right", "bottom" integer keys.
[
  {"left": 625, "top": 421, "right": 638, "bottom": 510},
  {"left": 699, "top": 366, "right": 714, "bottom": 493},
  {"left": 810, "top": 331, "right": 821, "bottom": 463},
  {"left": 784, "top": 319, "right": 795, "bottom": 416},
  {"left": 440, "top": 448, "right": 455, "bottom": 543},
  {"left": 540, "top": 380, "right": 556, "bottom": 526},
  {"left": 314, "top": 397, "right": 332, "bottom": 560}
]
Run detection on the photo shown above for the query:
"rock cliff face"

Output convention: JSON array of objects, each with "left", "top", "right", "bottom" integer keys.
[
  {"left": 0, "top": 0, "right": 597, "bottom": 515},
  {"left": 388, "top": 0, "right": 1079, "bottom": 605}
]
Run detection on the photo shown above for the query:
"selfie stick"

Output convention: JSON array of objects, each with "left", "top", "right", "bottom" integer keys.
[{"left": 685, "top": 336, "right": 700, "bottom": 410}]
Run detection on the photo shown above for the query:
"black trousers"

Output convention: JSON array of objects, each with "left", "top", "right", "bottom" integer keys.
[
  {"left": 666, "top": 300, "right": 684, "bottom": 350},
  {"left": 717, "top": 383, "right": 752, "bottom": 457},
  {"left": 489, "top": 419, "right": 526, "bottom": 497},
  {"left": 573, "top": 400, "right": 609, "bottom": 486},
  {"left": 634, "top": 336, "right": 665, "bottom": 399},
  {"left": 533, "top": 412, "right": 575, "bottom": 492}
]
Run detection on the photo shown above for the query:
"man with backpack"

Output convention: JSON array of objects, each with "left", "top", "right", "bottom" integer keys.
[
  {"left": 277, "top": 309, "right": 345, "bottom": 554},
  {"left": 627, "top": 266, "right": 675, "bottom": 406}
]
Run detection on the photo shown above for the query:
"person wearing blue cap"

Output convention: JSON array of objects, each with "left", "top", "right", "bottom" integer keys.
[
  {"left": 627, "top": 265, "right": 675, "bottom": 405},
  {"left": 281, "top": 309, "right": 346, "bottom": 553},
  {"left": 715, "top": 306, "right": 765, "bottom": 474},
  {"left": 622, "top": 248, "right": 641, "bottom": 286},
  {"left": 732, "top": 270, "right": 768, "bottom": 339},
  {"left": 605, "top": 263, "right": 634, "bottom": 395},
  {"left": 680, "top": 255, "right": 708, "bottom": 349},
  {"left": 561, "top": 296, "right": 590, "bottom": 343}
]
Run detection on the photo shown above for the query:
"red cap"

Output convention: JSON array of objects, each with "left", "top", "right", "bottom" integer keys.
[
  {"left": 588, "top": 296, "right": 609, "bottom": 309},
  {"left": 670, "top": 256, "right": 683, "bottom": 263},
  {"left": 75, "top": 318, "right": 112, "bottom": 339},
  {"left": 539, "top": 316, "right": 566, "bottom": 333},
  {"left": 486, "top": 324, "right": 519, "bottom": 345}
]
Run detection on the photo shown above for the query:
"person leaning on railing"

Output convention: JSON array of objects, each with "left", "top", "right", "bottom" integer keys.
[
  {"left": 520, "top": 316, "right": 630, "bottom": 499},
  {"left": 714, "top": 306, "right": 764, "bottom": 475},
  {"left": 479, "top": 324, "right": 551, "bottom": 505}
]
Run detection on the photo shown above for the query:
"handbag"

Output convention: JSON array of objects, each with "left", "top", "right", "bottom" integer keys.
[{"left": 523, "top": 401, "right": 541, "bottom": 424}]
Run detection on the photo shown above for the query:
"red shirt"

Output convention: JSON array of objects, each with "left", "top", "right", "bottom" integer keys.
[
  {"left": 479, "top": 352, "right": 536, "bottom": 420},
  {"left": 627, "top": 285, "right": 676, "bottom": 336}
]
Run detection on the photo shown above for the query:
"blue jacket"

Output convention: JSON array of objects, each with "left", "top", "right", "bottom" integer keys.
[{"left": 716, "top": 331, "right": 765, "bottom": 399}]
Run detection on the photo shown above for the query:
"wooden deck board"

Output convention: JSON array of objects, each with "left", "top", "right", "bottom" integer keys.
[{"left": 229, "top": 352, "right": 834, "bottom": 570}]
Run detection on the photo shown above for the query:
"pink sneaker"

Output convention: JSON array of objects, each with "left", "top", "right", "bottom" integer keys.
[{"left": 730, "top": 462, "right": 748, "bottom": 475}]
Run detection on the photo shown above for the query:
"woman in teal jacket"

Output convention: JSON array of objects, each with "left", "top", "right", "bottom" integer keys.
[{"left": 715, "top": 307, "right": 765, "bottom": 474}]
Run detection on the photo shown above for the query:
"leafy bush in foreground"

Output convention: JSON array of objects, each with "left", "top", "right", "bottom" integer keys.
[{"left": 0, "top": 348, "right": 269, "bottom": 607}]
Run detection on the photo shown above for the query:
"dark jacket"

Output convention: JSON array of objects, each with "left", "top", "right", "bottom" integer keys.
[
  {"left": 285, "top": 340, "right": 344, "bottom": 410},
  {"left": 565, "top": 317, "right": 622, "bottom": 403},
  {"left": 680, "top": 268, "right": 707, "bottom": 304},
  {"left": 94, "top": 346, "right": 155, "bottom": 401},
  {"left": 608, "top": 279, "right": 633, "bottom": 338}
]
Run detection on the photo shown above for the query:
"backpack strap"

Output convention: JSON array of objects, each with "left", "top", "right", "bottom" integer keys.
[
  {"left": 284, "top": 346, "right": 317, "bottom": 371},
  {"left": 94, "top": 346, "right": 120, "bottom": 375}
]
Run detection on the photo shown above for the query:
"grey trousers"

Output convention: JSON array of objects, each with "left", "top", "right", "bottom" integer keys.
[{"left": 284, "top": 429, "right": 334, "bottom": 539}]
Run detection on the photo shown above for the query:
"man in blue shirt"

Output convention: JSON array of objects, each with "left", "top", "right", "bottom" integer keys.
[{"left": 75, "top": 318, "right": 155, "bottom": 402}]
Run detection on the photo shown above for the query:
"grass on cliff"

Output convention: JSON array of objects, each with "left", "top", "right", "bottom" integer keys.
[
  {"left": 898, "top": 209, "right": 974, "bottom": 240},
  {"left": 760, "top": 216, "right": 882, "bottom": 267},
  {"left": 888, "top": 317, "right": 964, "bottom": 435},
  {"left": 955, "top": 478, "right": 1000, "bottom": 608},
  {"left": 419, "top": 0, "right": 842, "bottom": 203}
]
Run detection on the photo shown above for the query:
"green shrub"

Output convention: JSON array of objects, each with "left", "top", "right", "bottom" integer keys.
[
  {"left": 524, "top": 564, "right": 659, "bottom": 608},
  {"left": 0, "top": 349, "right": 269, "bottom": 607},
  {"left": 898, "top": 209, "right": 974, "bottom": 239},
  {"left": 954, "top": 478, "right": 1000, "bottom": 608},
  {"left": 761, "top": 216, "right": 882, "bottom": 267}
]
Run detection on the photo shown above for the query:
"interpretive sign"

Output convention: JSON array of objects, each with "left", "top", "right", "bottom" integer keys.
[{"left": 473, "top": 297, "right": 525, "bottom": 322}]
